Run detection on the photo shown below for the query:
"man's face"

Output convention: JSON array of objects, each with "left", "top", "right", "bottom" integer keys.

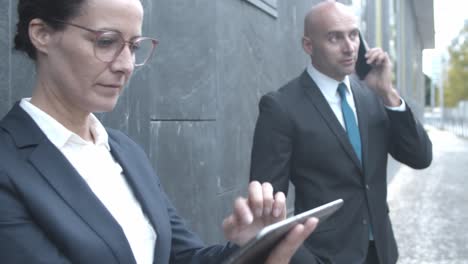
[{"left": 303, "top": 7, "right": 360, "bottom": 81}]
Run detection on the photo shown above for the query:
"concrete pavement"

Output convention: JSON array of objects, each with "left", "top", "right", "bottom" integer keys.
[{"left": 388, "top": 126, "right": 468, "bottom": 263}]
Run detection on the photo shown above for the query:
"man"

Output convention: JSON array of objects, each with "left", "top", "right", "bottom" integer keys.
[{"left": 249, "top": 1, "right": 432, "bottom": 263}]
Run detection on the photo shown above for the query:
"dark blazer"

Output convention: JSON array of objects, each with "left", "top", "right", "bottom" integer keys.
[
  {"left": 0, "top": 103, "right": 237, "bottom": 264},
  {"left": 250, "top": 71, "right": 432, "bottom": 264}
]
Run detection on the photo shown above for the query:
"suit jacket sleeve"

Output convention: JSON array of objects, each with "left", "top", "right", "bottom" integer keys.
[
  {"left": 250, "top": 92, "right": 293, "bottom": 195},
  {"left": 250, "top": 93, "right": 327, "bottom": 264},
  {"left": 386, "top": 107, "right": 432, "bottom": 169}
]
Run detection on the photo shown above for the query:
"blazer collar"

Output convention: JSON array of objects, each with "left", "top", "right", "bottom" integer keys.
[
  {"left": 0, "top": 102, "right": 45, "bottom": 148},
  {"left": 1, "top": 103, "right": 137, "bottom": 263},
  {"left": 299, "top": 72, "right": 363, "bottom": 170}
]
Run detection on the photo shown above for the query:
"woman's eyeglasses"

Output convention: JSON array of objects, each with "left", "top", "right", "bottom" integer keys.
[{"left": 51, "top": 19, "right": 159, "bottom": 67}]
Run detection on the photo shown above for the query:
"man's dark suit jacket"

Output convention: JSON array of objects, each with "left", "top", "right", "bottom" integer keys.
[
  {"left": 0, "top": 103, "right": 237, "bottom": 264},
  {"left": 250, "top": 71, "right": 432, "bottom": 264}
]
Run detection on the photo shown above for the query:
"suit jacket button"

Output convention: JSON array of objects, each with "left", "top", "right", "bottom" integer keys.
[
  {"left": 363, "top": 219, "right": 367, "bottom": 225},
  {"left": 365, "top": 184, "right": 370, "bottom": 190}
]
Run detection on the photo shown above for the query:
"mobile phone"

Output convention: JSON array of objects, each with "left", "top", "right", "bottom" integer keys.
[
  {"left": 355, "top": 32, "right": 372, "bottom": 80},
  {"left": 223, "top": 199, "right": 344, "bottom": 264}
]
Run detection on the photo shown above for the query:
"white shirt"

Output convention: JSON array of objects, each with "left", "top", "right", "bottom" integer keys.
[
  {"left": 306, "top": 63, "right": 406, "bottom": 130},
  {"left": 307, "top": 64, "right": 358, "bottom": 129},
  {"left": 20, "top": 98, "right": 156, "bottom": 264}
]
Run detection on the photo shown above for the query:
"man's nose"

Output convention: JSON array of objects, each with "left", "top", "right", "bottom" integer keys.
[{"left": 343, "top": 37, "right": 356, "bottom": 53}]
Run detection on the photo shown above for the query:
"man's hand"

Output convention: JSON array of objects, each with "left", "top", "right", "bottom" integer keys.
[
  {"left": 364, "top": 47, "right": 401, "bottom": 107},
  {"left": 222, "top": 181, "right": 318, "bottom": 263}
]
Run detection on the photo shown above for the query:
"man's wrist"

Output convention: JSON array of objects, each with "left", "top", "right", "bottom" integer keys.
[{"left": 381, "top": 87, "right": 401, "bottom": 107}]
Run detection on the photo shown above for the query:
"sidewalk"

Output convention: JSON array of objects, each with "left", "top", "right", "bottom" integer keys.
[{"left": 388, "top": 126, "right": 468, "bottom": 264}]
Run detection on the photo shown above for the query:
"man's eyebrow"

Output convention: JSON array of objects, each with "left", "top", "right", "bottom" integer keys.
[
  {"left": 327, "top": 28, "right": 359, "bottom": 36},
  {"left": 326, "top": 31, "right": 342, "bottom": 36}
]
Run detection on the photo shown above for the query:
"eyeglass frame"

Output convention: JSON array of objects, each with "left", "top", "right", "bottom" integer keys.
[{"left": 48, "top": 19, "right": 159, "bottom": 67}]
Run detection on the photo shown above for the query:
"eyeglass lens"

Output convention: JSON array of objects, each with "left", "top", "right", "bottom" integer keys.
[{"left": 94, "top": 31, "right": 155, "bottom": 66}]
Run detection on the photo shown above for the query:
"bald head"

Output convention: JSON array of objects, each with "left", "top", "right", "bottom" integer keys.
[
  {"left": 301, "top": 1, "right": 360, "bottom": 81},
  {"left": 304, "top": 1, "right": 357, "bottom": 38}
]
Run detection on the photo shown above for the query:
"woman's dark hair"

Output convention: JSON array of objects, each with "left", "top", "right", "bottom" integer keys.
[{"left": 14, "top": 0, "right": 85, "bottom": 60}]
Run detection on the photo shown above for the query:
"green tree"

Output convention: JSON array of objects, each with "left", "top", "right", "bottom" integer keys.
[{"left": 444, "top": 22, "right": 468, "bottom": 107}]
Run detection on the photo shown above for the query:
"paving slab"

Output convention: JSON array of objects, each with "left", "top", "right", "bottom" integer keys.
[{"left": 388, "top": 127, "right": 468, "bottom": 264}]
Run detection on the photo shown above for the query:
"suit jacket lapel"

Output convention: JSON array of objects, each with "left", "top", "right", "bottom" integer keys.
[
  {"left": 299, "top": 72, "right": 362, "bottom": 170},
  {"left": 1, "top": 104, "right": 136, "bottom": 263}
]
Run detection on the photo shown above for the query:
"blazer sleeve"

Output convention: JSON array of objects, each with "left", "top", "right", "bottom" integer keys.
[
  {"left": 386, "top": 106, "right": 432, "bottom": 169},
  {"left": 0, "top": 169, "right": 72, "bottom": 264},
  {"left": 250, "top": 92, "right": 293, "bottom": 195}
]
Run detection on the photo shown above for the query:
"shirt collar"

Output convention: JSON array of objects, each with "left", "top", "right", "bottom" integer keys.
[
  {"left": 19, "top": 98, "right": 110, "bottom": 150},
  {"left": 306, "top": 63, "right": 352, "bottom": 100}
]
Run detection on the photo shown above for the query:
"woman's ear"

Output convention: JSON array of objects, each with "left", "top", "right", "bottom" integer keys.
[{"left": 28, "top": 18, "right": 54, "bottom": 56}]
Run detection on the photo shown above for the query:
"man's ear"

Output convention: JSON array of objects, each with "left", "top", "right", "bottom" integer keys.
[
  {"left": 28, "top": 18, "right": 54, "bottom": 56},
  {"left": 302, "top": 36, "right": 313, "bottom": 56}
]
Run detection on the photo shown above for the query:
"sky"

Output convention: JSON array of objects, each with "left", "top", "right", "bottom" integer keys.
[
  {"left": 432, "top": 0, "right": 467, "bottom": 50},
  {"left": 422, "top": 0, "right": 468, "bottom": 77}
]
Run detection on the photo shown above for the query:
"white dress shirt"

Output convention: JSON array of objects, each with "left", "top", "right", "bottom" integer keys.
[
  {"left": 306, "top": 63, "right": 406, "bottom": 130},
  {"left": 20, "top": 98, "right": 156, "bottom": 264},
  {"left": 307, "top": 64, "right": 358, "bottom": 129}
]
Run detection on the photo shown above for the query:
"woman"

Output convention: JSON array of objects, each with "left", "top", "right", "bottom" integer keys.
[{"left": 0, "top": 0, "right": 317, "bottom": 263}]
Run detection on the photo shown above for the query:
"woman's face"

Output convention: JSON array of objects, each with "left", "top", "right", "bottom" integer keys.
[{"left": 43, "top": 0, "right": 143, "bottom": 114}]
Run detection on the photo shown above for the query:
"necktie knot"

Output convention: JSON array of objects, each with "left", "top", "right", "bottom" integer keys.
[{"left": 337, "top": 83, "right": 347, "bottom": 99}]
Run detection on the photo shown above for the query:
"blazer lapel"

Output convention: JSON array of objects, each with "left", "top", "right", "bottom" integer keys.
[
  {"left": 109, "top": 135, "right": 172, "bottom": 263},
  {"left": 1, "top": 104, "right": 136, "bottom": 263},
  {"left": 299, "top": 72, "right": 362, "bottom": 170}
]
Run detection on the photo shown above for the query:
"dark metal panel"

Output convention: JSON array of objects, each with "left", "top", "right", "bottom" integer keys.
[
  {"left": 146, "top": 0, "right": 217, "bottom": 121},
  {"left": 215, "top": 0, "right": 311, "bottom": 192},
  {"left": 149, "top": 120, "right": 223, "bottom": 244},
  {"left": 0, "top": 0, "right": 10, "bottom": 116},
  {"left": 9, "top": 0, "right": 35, "bottom": 104}
]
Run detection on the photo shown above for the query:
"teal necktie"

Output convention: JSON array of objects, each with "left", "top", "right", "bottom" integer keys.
[{"left": 337, "top": 83, "right": 361, "bottom": 162}]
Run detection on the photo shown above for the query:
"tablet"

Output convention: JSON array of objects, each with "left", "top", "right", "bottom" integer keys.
[{"left": 223, "top": 199, "right": 343, "bottom": 264}]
